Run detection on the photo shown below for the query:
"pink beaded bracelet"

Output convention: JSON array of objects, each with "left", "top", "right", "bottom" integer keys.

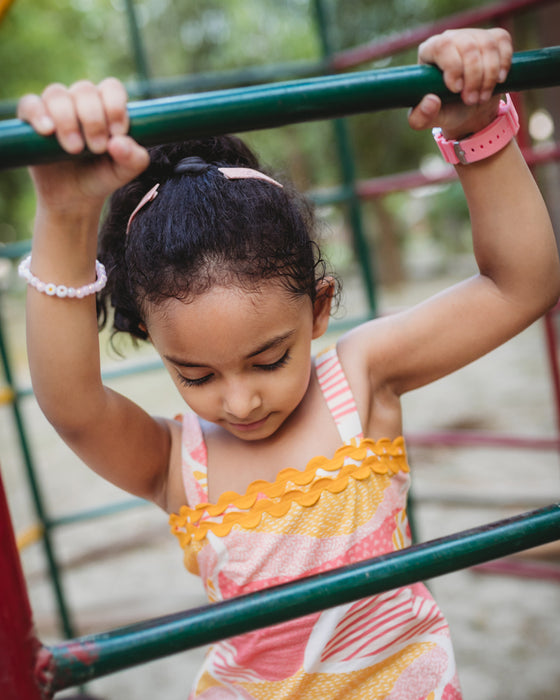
[{"left": 18, "top": 255, "right": 107, "bottom": 298}]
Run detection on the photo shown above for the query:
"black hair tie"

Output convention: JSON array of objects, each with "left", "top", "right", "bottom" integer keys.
[{"left": 174, "top": 156, "right": 213, "bottom": 175}]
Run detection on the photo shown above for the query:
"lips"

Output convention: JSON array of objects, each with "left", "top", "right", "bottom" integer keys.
[{"left": 229, "top": 415, "right": 270, "bottom": 432}]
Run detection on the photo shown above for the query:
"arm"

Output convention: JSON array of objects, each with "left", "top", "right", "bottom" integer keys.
[
  {"left": 19, "top": 80, "right": 174, "bottom": 508},
  {"left": 342, "top": 29, "right": 560, "bottom": 408}
]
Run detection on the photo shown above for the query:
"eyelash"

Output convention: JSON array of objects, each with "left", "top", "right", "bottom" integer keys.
[
  {"left": 176, "top": 373, "right": 212, "bottom": 388},
  {"left": 255, "top": 350, "right": 291, "bottom": 372},
  {"left": 176, "top": 350, "right": 291, "bottom": 388}
]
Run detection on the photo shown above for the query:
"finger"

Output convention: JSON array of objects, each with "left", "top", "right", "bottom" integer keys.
[
  {"left": 464, "top": 30, "right": 507, "bottom": 103},
  {"left": 423, "top": 29, "right": 513, "bottom": 106},
  {"left": 98, "top": 77, "right": 130, "bottom": 137},
  {"left": 41, "top": 83, "right": 85, "bottom": 154},
  {"left": 408, "top": 94, "right": 442, "bottom": 132},
  {"left": 69, "top": 80, "right": 112, "bottom": 155},
  {"left": 489, "top": 27, "right": 513, "bottom": 84},
  {"left": 106, "top": 135, "right": 150, "bottom": 184},
  {"left": 460, "top": 29, "right": 512, "bottom": 104},
  {"left": 418, "top": 32, "right": 466, "bottom": 95},
  {"left": 17, "top": 93, "right": 55, "bottom": 134},
  {"left": 449, "top": 31, "right": 490, "bottom": 106}
]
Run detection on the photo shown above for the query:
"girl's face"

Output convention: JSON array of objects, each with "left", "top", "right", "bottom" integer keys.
[{"left": 145, "top": 281, "right": 331, "bottom": 441}]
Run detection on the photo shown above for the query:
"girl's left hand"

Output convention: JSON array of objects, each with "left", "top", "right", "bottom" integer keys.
[{"left": 408, "top": 28, "right": 513, "bottom": 140}]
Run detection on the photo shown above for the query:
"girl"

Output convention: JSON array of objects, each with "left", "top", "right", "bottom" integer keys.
[{"left": 18, "top": 28, "right": 560, "bottom": 699}]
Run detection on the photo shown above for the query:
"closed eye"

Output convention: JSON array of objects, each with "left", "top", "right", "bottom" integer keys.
[
  {"left": 255, "top": 349, "right": 290, "bottom": 371},
  {"left": 176, "top": 372, "right": 213, "bottom": 388}
]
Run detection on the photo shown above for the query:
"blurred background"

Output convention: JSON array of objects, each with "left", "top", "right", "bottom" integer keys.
[{"left": 1, "top": 1, "right": 560, "bottom": 698}]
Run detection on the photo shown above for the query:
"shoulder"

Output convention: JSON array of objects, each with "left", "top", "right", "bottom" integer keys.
[{"left": 336, "top": 315, "right": 395, "bottom": 388}]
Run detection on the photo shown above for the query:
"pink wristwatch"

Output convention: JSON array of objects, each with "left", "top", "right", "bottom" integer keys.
[{"left": 433, "top": 94, "right": 520, "bottom": 165}]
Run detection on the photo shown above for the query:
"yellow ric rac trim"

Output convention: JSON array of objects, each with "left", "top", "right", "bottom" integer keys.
[{"left": 169, "top": 437, "right": 408, "bottom": 546}]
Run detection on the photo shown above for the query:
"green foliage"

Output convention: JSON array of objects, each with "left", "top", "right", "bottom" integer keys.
[
  {"left": 331, "top": 0, "right": 486, "bottom": 52},
  {"left": 0, "top": 0, "right": 528, "bottom": 289},
  {"left": 0, "top": 0, "right": 132, "bottom": 98}
]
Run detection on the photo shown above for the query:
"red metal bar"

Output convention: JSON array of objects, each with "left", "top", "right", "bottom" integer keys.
[
  {"left": 346, "top": 142, "right": 560, "bottom": 200},
  {"left": 405, "top": 431, "right": 560, "bottom": 451},
  {"left": 332, "top": 0, "right": 557, "bottom": 70},
  {"left": 473, "top": 557, "right": 560, "bottom": 581},
  {"left": 0, "top": 468, "right": 44, "bottom": 700}
]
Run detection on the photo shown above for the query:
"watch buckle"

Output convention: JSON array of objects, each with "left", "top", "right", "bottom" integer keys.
[{"left": 453, "top": 141, "right": 468, "bottom": 165}]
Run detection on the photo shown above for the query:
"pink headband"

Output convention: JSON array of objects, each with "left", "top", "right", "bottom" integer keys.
[{"left": 126, "top": 167, "right": 283, "bottom": 235}]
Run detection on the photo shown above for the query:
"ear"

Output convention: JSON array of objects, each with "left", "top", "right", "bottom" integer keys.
[{"left": 312, "top": 277, "right": 335, "bottom": 339}]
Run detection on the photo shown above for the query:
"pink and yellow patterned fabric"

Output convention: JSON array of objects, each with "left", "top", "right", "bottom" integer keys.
[{"left": 170, "top": 345, "right": 462, "bottom": 699}]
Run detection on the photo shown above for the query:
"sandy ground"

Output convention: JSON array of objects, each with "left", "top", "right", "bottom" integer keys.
[{"left": 1, "top": 269, "right": 560, "bottom": 699}]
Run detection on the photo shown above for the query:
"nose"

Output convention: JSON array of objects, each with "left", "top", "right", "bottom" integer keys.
[{"left": 222, "top": 378, "right": 262, "bottom": 421}]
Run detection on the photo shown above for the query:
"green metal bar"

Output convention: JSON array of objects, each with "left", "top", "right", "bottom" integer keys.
[
  {"left": 313, "top": 0, "right": 377, "bottom": 317},
  {"left": 0, "top": 60, "right": 331, "bottom": 120},
  {"left": 0, "top": 240, "right": 30, "bottom": 259},
  {"left": 40, "top": 504, "right": 560, "bottom": 692},
  {"left": 124, "top": 59, "right": 330, "bottom": 99},
  {"left": 48, "top": 498, "right": 147, "bottom": 529},
  {"left": 0, "top": 295, "right": 76, "bottom": 639},
  {"left": 1, "top": 48, "right": 559, "bottom": 171},
  {"left": 123, "top": 0, "right": 152, "bottom": 99}
]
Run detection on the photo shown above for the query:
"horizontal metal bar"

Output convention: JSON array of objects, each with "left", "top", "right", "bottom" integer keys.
[
  {"left": 0, "top": 240, "right": 31, "bottom": 259},
  {"left": 0, "top": 60, "right": 329, "bottom": 120},
  {"left": 126, "top": 59, "right": 330, "bottom": 100},
  {"left": 40, "top": 504, "right": 560, "bottom": 693},
  {"left": 2, "top": 48, "right": 560, "bottom": 171},
  {"left": 46, "top": 498, "right": 147, "bottom": 529},
  {"left": 405, "top": 430, "right": 560, "bottom": 451}
]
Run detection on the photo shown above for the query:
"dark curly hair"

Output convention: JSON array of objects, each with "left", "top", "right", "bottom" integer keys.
[{"left": 97, "top": 135, "right": 337, "bottom": 341}]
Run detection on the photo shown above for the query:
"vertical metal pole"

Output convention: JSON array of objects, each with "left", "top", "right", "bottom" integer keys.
[
  {"left": 0, "top": 294, "right": 75, "bottom": 639},
  {"left": 312, "top": 0, "right": 377, "bottom": 317},
  {"left": 543, "top": 307, "right": 560, "bottom": 437},
  {"left": 123, "top": 0, "right": 152, "bottom": 98},
  {"left": 0, "top": 467, "right": 43, "bottom": 700}
]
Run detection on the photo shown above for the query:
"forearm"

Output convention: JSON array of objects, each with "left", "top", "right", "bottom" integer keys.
[
  {"left": 26, "top": 204, "right": 108, "bottom": 431},
  {"left": 458, "top": 139, "right": 560, "bottom": 316}
]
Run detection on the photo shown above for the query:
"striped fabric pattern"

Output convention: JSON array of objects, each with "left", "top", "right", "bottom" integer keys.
[
  {"left": 172, "top": 345, "right": 462, "bottom": 699},
  {"left": 315, "top": 345, "right": 364, "bottom": 442}
]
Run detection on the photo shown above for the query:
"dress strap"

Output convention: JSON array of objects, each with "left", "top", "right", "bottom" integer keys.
[
  {"left": 315, "top": 344, "right": 364, "bottom": 443},
  {"left": 179, "top": 413, "right": 209, "bottom": 507}
]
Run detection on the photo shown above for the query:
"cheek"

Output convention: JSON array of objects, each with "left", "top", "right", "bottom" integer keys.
[
  {"left": 276, "top": 358, "right": 312, "bottom": 407},
  {"left": 169, "top": 376, "right": 218, "bottom": 417},
  {"left": 179, "top": 385, "right": 214, "bottom": 409}
]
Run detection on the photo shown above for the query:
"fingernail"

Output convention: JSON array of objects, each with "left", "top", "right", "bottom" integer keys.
[
  {"left": 454, "top": 79, "right": 464, "bottom": 93},
  {"left": 110, "top": 120, "right": 127, "bottom": 137},
  {"left": 38, "top": 116, "right": 55, "bottom": 132},
  {"left": 498, "top": 69, "right": 508, "bottom": 83},
  {"left": 65, "top": 132, "right": 84, "bottom": 152},
  {"left": 465, "top": 92, "right": 479, "bottom": 106},
  {"left": 420, "top": 94, "right": 439, "bottom": 114},
  {"left": 89, "top": 136, "right": 108, "bottom": 154}
]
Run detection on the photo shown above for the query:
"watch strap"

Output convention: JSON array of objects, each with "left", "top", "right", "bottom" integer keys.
[{"left": 433, "top": 94, "right": 520, "bottom": 165}]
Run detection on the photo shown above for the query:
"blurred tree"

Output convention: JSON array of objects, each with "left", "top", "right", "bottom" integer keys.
[{"left": 0, "top": 0, "right": 552, "bottom": 292}]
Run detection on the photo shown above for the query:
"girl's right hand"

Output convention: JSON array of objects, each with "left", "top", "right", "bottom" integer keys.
[{"left": 17, "top": 78, "right": 149, "bottom": 212}]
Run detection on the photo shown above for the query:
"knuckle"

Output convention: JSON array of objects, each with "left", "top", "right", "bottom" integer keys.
[
  {"left": 99, "top": 76, "right": 125, "bottom": 93},
  {"left": 17, "top": 93, "right": 40, "bottom": 117},
  {"left": 68, "top": 79, "right": 97, "bottom": 96},
  {"left": 491, "top": 27, "right": 512, "bottom": 42},
  {"left": 436, "top": 31, "right": 457, "bottom": 53},
  {"left": 99, "top": 78, "right": 128, "bottom": 112},
  {"left": 42, "top": 82, "right": 69, "bottom": 100}
]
